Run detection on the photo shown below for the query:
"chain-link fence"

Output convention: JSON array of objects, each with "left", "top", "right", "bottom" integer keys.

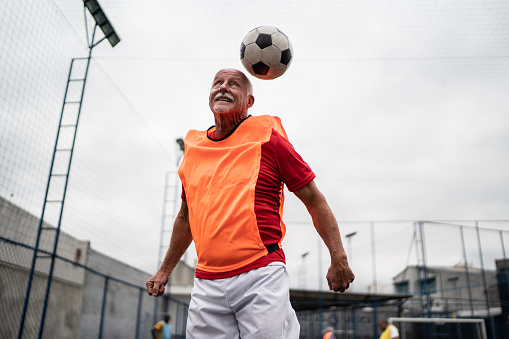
[
  {"left": 0, "top": 235, "right": 188, "bottom": 339},
  {"left": 287, "top": 220, "right": 509, "bottom": 339},
  {"left": 3, "top": 0, "right": 509, "bottom": 339}
]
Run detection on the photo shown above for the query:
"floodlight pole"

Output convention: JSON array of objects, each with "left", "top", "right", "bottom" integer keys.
[
  {"left": 18, "top": 2, "right": 119, "bottom": 338},
  {"left": 345, "top": 231, "right": 357, "bottom": 292}
]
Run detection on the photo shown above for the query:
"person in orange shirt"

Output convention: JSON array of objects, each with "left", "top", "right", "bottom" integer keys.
[
  {"left": 146, "top": 68, "right": 354, "bottom": 338},
  {"left": 323, "top": 326, "right": 336, "bottom": 339}
]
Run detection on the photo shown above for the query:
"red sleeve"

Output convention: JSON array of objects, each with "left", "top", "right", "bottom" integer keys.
[
  {"left": 181, "top": 185, "right": 186, "bottom": 201},
  {"left": 274, "top": 131, "right": 315, "bottom": 192}
]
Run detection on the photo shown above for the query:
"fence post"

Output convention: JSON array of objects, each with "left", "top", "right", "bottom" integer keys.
[
  {"left": 475, "top": 222, "right": 497, "bottom": 339},
  {"left": 459, "top": 226, "right": 475, "bottom": 316},
  {"left": 98, "top": 277, "right": 109, "bottom": 339},
  {"left": 371, "top": 222, "right": 378, "bottom": 338},
  {"left": 135, "top": 288, "right": 143, "bottom": 339}
]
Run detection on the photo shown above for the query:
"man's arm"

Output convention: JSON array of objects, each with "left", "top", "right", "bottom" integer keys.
[
  {"left": 146, "top": 201, "right": 192, "bottom": 297},
  {"left": 294, "top": 181, "right": 354, "bottom": 292}
]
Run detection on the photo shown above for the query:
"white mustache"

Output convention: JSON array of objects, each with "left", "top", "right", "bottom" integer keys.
[{"left": 215, "top": 93, "right": 234, "bottom": 102}]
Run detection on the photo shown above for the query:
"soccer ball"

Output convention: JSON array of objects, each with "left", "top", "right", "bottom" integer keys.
[{"left": 240, "top": 26, "right": 293, "bottom": 80}]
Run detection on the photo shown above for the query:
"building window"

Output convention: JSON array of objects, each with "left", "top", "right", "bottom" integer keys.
[
  {"left": 395, "top": 281, "right": 409, "bottom": 293},
  {"left": 419, "top": 277, "right": 437, "bottom": 293}
]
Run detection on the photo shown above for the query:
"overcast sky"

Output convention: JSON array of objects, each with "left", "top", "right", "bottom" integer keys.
[{"left": 2, "top": 0, "right": 509, "bottom": 292}]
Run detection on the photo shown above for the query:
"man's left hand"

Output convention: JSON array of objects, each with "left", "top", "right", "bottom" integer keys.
[{"left": 326, "top": 260, "right": 355, "bottom": 293}]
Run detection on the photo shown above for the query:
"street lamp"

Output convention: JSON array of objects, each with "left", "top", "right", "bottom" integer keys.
[
  {"left": 345, "top": 231, "right": 357, "bottom": 292},
  {"left": 299, "top": 251, "right": 310, "bottom": 289},
  {"left": 345, "top": 231, "right": 357, "bottom": 265}
]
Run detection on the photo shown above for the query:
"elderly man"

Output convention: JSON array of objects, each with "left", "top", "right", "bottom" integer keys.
[{"left": 146, "top": 68, "right": 354, "bottom": 338}]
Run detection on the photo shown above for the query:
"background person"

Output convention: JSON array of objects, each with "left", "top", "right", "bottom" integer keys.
[
  {"left": 378, "top": 319, "right": 400, "bottom": 339},
  {"left": 323, "top": 326, "right": 336, "bottom": 339},
  {"left": 152, "top": 313, "right": 172, "bottom": 339},
  {"left": 146, "top": 68, "right": 354, "bottom": 338}
]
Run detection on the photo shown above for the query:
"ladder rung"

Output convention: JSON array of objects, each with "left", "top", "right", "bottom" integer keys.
[
  {"left": 46, "top": 200, "right": 62, "bottom": 203},
  {"left": 56, "top": 148, "right": 72, "bottom": 152},
  {"left": 69, "top": 79, "right": 85, "bottom": 82},
  {"left": 37, "top": 254, "right": 52, "bottom": 259},
  {"left": 60, "top": 124, "right": 76, "bottom": 127},
  {"left": 51, "top": 174, "right": 67, "bottom": 177},
  {"left": 65, "top": 101, "right": 81, "bottom": 104}
]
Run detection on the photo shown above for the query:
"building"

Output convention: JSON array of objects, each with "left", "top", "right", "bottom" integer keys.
[{"left": 393, "top": 264, "right": 500, "bottom": 317}]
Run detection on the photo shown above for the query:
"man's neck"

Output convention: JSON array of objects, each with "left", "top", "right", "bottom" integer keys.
[{"left": 213, "top": 112, "right": 248, "bottom": 138}]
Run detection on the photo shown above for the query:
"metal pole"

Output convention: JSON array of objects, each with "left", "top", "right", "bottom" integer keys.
[
  {"left": 157, "top": 171, "right": 170, "bottom": 268},
  {"left": 475, "top": 222, "right": 496, "bottom": 339},
  {"left": 153, "top": 297, "right": 159, "bottom": 330},
  {"left": 135, "top": 289, "right": 143, "bottom": 339},
  {"left": 352, "top": 306, "right": 357, "bottom": 339},
  {"left": 98, "top": 277, "right": 109, "bottom": 339},
  {"left": 500, "top": 231, "right": 509, "bottom": 301},
  {"left": 371, "top": 221, "right": 378, "bottom": 337},
  {"left": 418, "top": 221, "right": 432, "bottom": 318},
  {"left": 460, "top": 226, "right": 474, "bottom": 316},
  {"left": 414, "top": 222, "right": 425, "bottom": 315},
  {"left": 37, "top": 26, "right": 97, "bottom": 339}
]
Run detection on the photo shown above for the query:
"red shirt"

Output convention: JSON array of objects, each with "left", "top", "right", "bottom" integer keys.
[{"left": 182, "top": 127, "right": 315, "bottom": 279}]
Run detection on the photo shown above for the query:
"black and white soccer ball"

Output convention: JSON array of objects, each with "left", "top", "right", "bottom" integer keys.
[{"left": 240, "top": 26, "right": 293, "bottom": 80}]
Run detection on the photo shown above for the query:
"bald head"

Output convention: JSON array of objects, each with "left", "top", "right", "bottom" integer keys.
[{"left": 213, "top": 68, "right": 253, "bottom": 96}]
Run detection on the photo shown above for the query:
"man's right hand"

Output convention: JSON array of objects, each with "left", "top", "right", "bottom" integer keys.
[{"left": 146, "top": 271, "right": 169, "bottom": 297}]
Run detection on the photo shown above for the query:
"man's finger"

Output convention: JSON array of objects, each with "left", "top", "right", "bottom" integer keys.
[
  {"left": 158, "top": 285, "right": 165, "bottom": 296},
  {"left": 152, "top": 282, "right": 160, "bottom": 296}
]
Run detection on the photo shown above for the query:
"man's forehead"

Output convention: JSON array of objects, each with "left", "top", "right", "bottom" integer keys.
[{"left": 214, "top": 69, "right": 245, "bottom": 81}]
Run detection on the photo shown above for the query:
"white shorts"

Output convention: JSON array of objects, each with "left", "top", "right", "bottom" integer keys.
[{"left": 186, "top": 262, "right": 300, "bottom": 339}]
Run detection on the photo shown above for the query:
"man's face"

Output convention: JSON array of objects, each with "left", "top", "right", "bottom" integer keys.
[
  {"left": 209, "top": 69, "right": 253, "bottom": 116},
  {"left": 378, "top": 321, "right": 388, "bottom": 330}
]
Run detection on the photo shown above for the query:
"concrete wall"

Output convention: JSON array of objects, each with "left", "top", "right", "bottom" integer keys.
[
  {"left": 0, "top": 196, "right": 90, "bottom": 282},
  {"left": 0, "top": 262, "right": 84, "bottom": 339},
  {"left": 0, "top": 195, "right": 194, "bottom": 339},
  {"left": 0, "top": 196, "right": 89, "bottom": 339}
]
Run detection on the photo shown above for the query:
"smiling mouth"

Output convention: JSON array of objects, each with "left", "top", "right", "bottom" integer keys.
[{"left": 216, "top": 95, "right": 233, "bottom": 103}]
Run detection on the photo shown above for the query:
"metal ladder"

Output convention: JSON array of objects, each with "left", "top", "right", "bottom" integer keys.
[
  {"left": 158, "top": 170, "right": 180, "bottom": 268},
  {"left": 18, "top": 56, "right": 93, "bottom": 339},
  {"left": 157, "top": 139, "right": 185, "bottom": 269}
]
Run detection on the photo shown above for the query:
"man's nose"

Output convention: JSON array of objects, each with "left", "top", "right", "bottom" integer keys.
[{"left": 219, "top": 82, "right": 229, "bottom": 92}]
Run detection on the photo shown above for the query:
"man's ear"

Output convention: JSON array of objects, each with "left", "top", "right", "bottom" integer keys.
[{"left": 247, "top": 95, "right": 255, "bottom": 108}]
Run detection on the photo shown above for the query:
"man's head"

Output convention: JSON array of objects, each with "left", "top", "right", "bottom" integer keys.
[
  {"left": 164, "top": 313, "right": 171, "bottom": 323},
  {"left": 209, "top": 68, "right": 254, "bottom": 119},
  {"left": 378, "top": 320, "right": 388, "bottom": 330}
]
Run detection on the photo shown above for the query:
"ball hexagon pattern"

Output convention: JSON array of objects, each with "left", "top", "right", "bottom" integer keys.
[{"left": 240, "top": 26, "right": 293, "bottom": 80}]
